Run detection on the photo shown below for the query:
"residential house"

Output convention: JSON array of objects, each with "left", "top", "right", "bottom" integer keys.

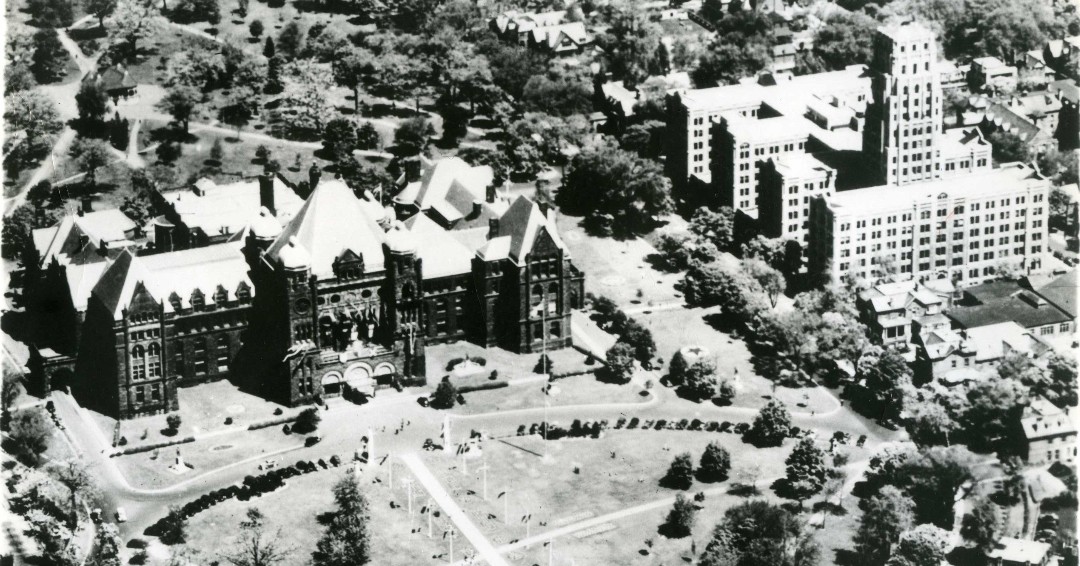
[
  {"left": 987, "top": 536, "right": 1052, "bottom": 566},
  {"left": 1021, "top": 398, "right": 1077, "bottom": 466}
]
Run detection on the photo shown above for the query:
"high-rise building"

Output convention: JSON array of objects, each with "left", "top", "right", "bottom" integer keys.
[{"left": 862, "top": 21, "right": 945, "bottom": 186}]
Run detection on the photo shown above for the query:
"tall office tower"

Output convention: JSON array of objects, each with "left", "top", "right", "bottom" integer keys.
[{"left": 862, "top": 22, "right": 944, "bottom": 186}]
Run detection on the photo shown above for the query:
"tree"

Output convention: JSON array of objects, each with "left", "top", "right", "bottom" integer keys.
[
  {"left": 31, "top": 30, "right": 68, "bottom": 84},
  {"left": 603, "top": 341, "right": 636, "bottom": 383},
  {"left": 334, "top": 48, "right": 374, "bottom": 116},
  {"left": 277, "top": 22, "right": 305, "bottom": 60},
  {"left": 71, "top": 138, "right": 113, "bottom": 189},
  {"left": 747, "top": 400, "right": 791, "bottom": 447},
  {"left": 263, "top": 36, "right": 275, "bottom": 58},
  {"left": 698, "top": 441, "right": 731, "bottom": 482},
  {"left": 743, "top": 259, "right": 785, "bottom": 307},
  {"left": 430, "top": 379, "right": 457, "bottom": 409},
  {"left": 988, "top": 130, "right": 1032, "bottom": 163},
  {"left": 8, "top": 408, "right": 52, "bottom": 466},
  {"left": 663, "top": 493, "right": 697, "bottom": 538},
  {"left": 6, "top": 64, "right": 37, "bottom": 95},
  {"left": 355, "top": 123, "right": 381, "bottom": 151},
  {"left": 457, "top": 146, "right": 510, "bottom": 186},
  {"left": 700, "top": 500, "right": 812, "bottom": 566},
  {"left": 689, "top": 206, "right": 736, "bottom": 252},
  {"left": 218, "top": 102, "right": 252, "bottom": 138},
  {"left": 1, "top": 376, "right": 22, "bottom": 431},
  {"left": 106, "top": 0, "right": 166, "bottom": 59},
  {"left": 999, "top": 351, "right": 1077, "bottom": 408},
  {"left": 277, "top": 60, "right": 335, "bottom": 137},
  {"left": 663, "top": 452, "right": 695, "bottom": 490},
  {"left": 963, "top": 372, "right": 1028, "bottom": 453},
  {"left": 596, "top": 8, "right": 665, "bottom": 86},
  {"left": 222, "top": 508, "right": 292, "bottom": 566},
  {"left": 249, "top": 20, "right": 264, "bottom": 39},
  {"left": 27, "top": 0, "right": 75, "bottom": 26},
  {"left": 25, "top": 509, "right": 77, "bottom": 566},
  {"left": 393, "top": 117, "right": 434, "bottom": 156},
  {"left": 886, "top": 524, "right": 950, "bottom": 566},
  {"left": 156, "top": 86, "right": 200, "bottom": 134},
  {"left": 621, "top": 320, "right": 656, "bottom": 365},
  {"left": 92, "top": 523, "right": 123, "bottom": 566},
  {"left": 680, "top": 360, "right": 719, "bottom": 402},
  {"left": 49, "top": 459, "right": 99, "bottom": 529},
  {"left": 312, "top": 474, "right": 371, "bottom": 566},
  {"left": 521, "top": 64, "right": 594, "bottom": 117},
  {"left": 783, "top": 437, "right": 827, "bottom": 507},
  {"left": 812, "top": 12, "right": 876, "bottom": 70},
  {"left": 560, "top": 143, "right": 673, "bottom": 237},
  {"left": 692, "top": 40, "right": 771, "bottom": 87},
  {"left": 159, "top": 506, "right": 187, "bottom": 545},
  {"left": 5, "top": 90, "right": 63, "bottom": 166},
  {"left": 960, "top": 498, "right": 998, "bottom": 550},
  {"left": 321, "top": 118, "right": 356, "bottom": 163},
  {"left": 76, "top": 79, "right": 111, "bottom": 126},
  {"left": 854, "top": 485, "right": 915, "bottom": 564},
  {"left": 620, "top": 121, "right": 664, "bottom": 158},
  {"left": 294, "top": 408, "right": 320, "bottom": 433}
]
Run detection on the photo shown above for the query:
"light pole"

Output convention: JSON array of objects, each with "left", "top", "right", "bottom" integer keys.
[
  {"left": 445, "top": 528, "right": 455, "bottom": 564},
  {"left": 478, "top": 461, "right": 490, "bottom": 501},
  {"left": 548, "top": 537, "right": 554, "bottom": 566},
  {"left": 427, "top": 497, "right": 433, "bottom": 538},
  {"left": 387, "top": 453, "right": 393, "bottom": 489},
  {"left": 402, "top": 477, "right": 414, "bottom": 517}
]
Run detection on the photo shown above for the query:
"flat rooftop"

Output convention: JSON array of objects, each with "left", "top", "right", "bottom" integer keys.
[{"left": 824, "top": 163, "right": 1047, "bottom": 216}]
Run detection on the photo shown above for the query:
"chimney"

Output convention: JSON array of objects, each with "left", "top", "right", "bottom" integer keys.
[
  {"left": 403, "top": 158, "right": 421, "bottom": 183},
  {"left": 308, "top": 163, "right": 322, "bottom": 190},
  {"left": 488, "top": 218, "right": 499, "bottom": 240},
  {"left": 471, "top": 200, "right": 483, "bottom": 219},
  {"left": 259, "top": 174, "right": 275, "bottom": 216},
  {"left": 80, "top": 197, "right": 93, "bottom": 216},
  {"left": 486, "top": 183, "right": 496, "bottom": 203}
]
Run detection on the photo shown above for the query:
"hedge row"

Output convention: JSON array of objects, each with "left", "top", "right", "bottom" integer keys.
[
  {"left": 511, "top": 417, "right": 806, "bottom": 440},
  {"left": 458, "top": 380, "right": 509, "bottom": 394},
  {"left": 145, "top": 455, "right": 344, "bottom": 537},
  {"left": 248, "top": 415, "right": 298, "bottom": 431},
  {"left": 111, "top": 436, "right": 195, "bottom": 457},
  {"left": 551, "top": 368, "right": 598, "bottom": 380}
]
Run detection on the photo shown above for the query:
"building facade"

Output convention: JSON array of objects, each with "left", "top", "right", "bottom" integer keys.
[
  {"left": 808, "top": 163, "right": 1050, "bottom": 286},
  {"left": 758, "top": 154, "right": 836, "bottom": 245}
]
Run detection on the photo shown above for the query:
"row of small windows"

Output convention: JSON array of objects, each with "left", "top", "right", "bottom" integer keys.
[
  {"left": 168, "top": 284, "right": 252, "bottom": 312},
  {"left": 131, "top": 343, "right": 162, "bottom": 380}
]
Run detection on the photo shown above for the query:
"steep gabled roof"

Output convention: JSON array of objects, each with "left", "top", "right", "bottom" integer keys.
[
  {"left": 90, "top": 244, "right": 252, "bottom": 320},
  {"left": 33, "top": 210, "right": 139, "bottom": 268},
  {"left": 266, "top": 179, "right": 386, "bottom": 278},
  {"left": 1035, "top": 269, "right": 1077, "bottom": 319},
  {"left": 492, "top": 196, "right": 569, "bottom": 265}
]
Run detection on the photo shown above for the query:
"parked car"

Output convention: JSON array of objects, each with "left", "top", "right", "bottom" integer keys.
[{"left": 115, "top": 507, "right": 128, "bottom": 523}]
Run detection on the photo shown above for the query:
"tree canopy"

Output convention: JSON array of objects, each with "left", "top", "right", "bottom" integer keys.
[{"left": 560, "top": 143, "right": 673, "bottom": 237}]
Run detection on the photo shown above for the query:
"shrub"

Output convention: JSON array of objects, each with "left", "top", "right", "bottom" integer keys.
[
  {"left": 224, "top": 417, "right": 233, "bottom": 425},
  {"left": 627, "top": 417, "right": 639, "bottom": 429},
  {"left": 457, "top": 381, "right": 508, "bottom": 394},
  {"left": 166, "top": 414, "right": 182, "bottom": 431},
  {"left": 282, "top": 424, "right": 291, "bottom": 434},
  {"left": 293, "top": 408, "right": 320, "bottom": 434},
  {"left": 431, "top": 379, "right": 458, "bottom": 409},
  {"left": 273, "top": 408, "right": 283, "bottom": 415}
]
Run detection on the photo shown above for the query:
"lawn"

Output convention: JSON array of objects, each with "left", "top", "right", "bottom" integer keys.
[
  {"left": 450, "top": 373, "right": 648, "bottom": 415},
  {"left": 424, "top": 341, "right": 593, "bottom": 386},
  {"left": 174, "top": 462, "right": 474, "bottom": 566},
  {"left": 557, "top": 211, "right": 684, "bottom": 308},
  {"left": 421, "top": 430, "right": 793, "bottom": 554}
]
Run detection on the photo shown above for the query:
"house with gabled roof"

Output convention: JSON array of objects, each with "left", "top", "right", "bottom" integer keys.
[{"left": 1021, "top": 397, "right": 1077, "bottom": 466}]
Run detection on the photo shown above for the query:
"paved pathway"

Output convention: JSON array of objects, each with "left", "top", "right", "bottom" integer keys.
[
  {"left": 4, "top": 128, "right": 77, "bottom": 216},
  {"left": 401, "top": 452, "right": 510, "bottom": 566}
]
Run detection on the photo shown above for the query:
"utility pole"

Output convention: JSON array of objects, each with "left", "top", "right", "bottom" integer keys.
[
  {"left": 478, "top": 461, "right": 490, "bottom": 501},
  {"left": 387, "top": 454, "right": 393, "bottom": 489},
  {"left": 402, "top": 478, "right": 414, "bottom": 516},
  {"left": 427, "top": 497, "right": 433, "bottom": 538},
  {"left": 548, "top": 537, "right": 554, "bottom": 566}
]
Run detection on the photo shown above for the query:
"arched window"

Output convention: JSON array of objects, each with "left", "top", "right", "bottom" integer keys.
[
  {"left": 147, "top": 343, "right": 161, "bottom": 378},
  {"left": 531, "top": 283, "right": 543, "bottom": 307},
  {"left": 131, "top": 345, "right": 146, "bottom": 380}
]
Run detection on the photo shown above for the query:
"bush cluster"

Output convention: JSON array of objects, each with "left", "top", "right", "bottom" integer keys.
[
  {"left": 145, "top": 455, "right": 345, "bottom": 536},
  {"left": 111, "top": 436, "right": 195, "bottom": 457}
]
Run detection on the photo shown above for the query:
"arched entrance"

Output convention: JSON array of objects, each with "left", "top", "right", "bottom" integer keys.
[
  {"left": 373, "top": 362, "right": 396, "bottom": 386},
  {"left": 321, "top": 371, "right": 344, "bottom": 397},
  {"left": 344, "top": 363, "right": 375, "bottom": 396}
]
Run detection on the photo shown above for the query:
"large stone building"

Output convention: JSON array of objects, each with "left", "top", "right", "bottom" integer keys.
[{"left": 28, "top": 169, "right": 585, "bottom": 419}]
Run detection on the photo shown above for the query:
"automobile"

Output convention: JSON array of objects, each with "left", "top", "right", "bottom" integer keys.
[
  {"left": 90, "top": 508, "right": 103, "bottom": 523},
  {"left": 304, "top": 436, "right": 321, "bottom": 447},
  {"left": 258, "top": 459, "right": 277, "bottom": 471},
  {"left": 115, "top": 507, "right": 128, "bottom": 523}
]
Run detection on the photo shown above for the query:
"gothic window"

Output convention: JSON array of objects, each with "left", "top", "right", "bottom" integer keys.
[
  {"left": 531, "top": 284, "right": 543, "bottom": 307},
  {"left": 217, "top": 335, "right": 230, "bottom": 371},
  {"left": 214, "top": 285, "right": 228, "bottom": 307},
  {"left": 547, "top": 283, "right": 559, "bottom": 313},
  {"left": 193, "top": 339, "right": 207, "bottom": 375},
  {"left": 147, "top": 343, "right": 161, "bottom": 378},
  {"left": 549, "top": 321, "right": 561, "bottom": 338},
  {"left": 191, "top": 289, "right": 205, "bottom": 311},
  {"left": 131, "top": 345, "right": 146, "bottom": 380}
]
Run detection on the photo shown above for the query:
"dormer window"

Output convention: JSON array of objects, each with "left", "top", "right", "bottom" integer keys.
[
  {"left": 236, "top": 282, "right": 252, "bottom": 303},
  {"left": 169, "top": 292, "right": 183, "bottom": 312},
  {"left": 191, "top": 289, "right": 205, "bottom": 310},
  {"left": 214, "top": 285, "right": 229, "bottom": 307}
]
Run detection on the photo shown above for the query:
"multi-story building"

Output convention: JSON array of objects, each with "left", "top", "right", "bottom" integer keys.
[
  {"left": 1020, "top": 397, "right": 1076, "bottom": 466},
  {"left": 757, "top": 154, "right": 835, "bottom": 245},
  {"left": 392, "top": 155, "right": 509, "bottom": 231},
  {"left": 665, "top": 65, "right": 871, "bottom": 197},
  {"left": 914, "top": 321, "right": 1050, "bottom": 384},
  {"left": 855, "top": 279, "right": 955, "bottom": 348},
  {"left": 808, "top": 162, "right": 1050, "bottom": 286},
  {"left": 969, "top": 56, "right": 1019, "bottom": 93},
  {"left": 711, "top": 115, "right": 812, "bottom": 215},
  {"left": 862, "top": 21, "right": 946, "bottom": 186},
  {"left": 488, "top": 10, "right": 589, "bottom": 55}
]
